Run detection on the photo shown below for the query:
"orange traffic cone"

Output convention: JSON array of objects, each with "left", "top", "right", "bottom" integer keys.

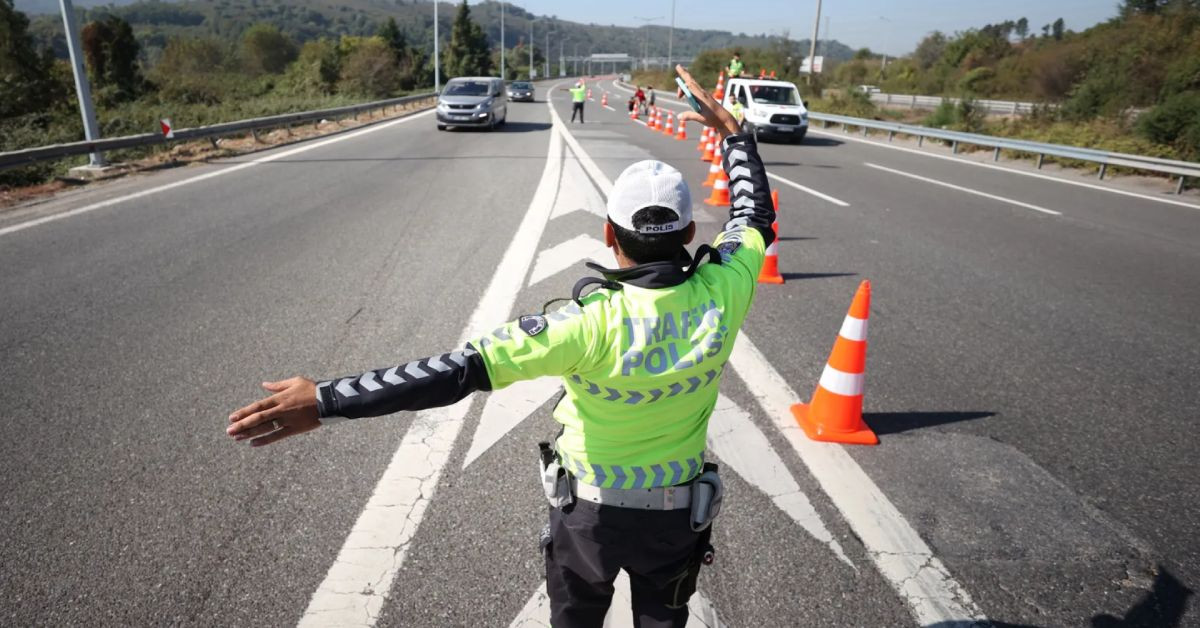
[
  {"left": 713, "top": 75, "right": 725, "bottom": 100},
  {"left": 663, "top": 112, "right": 675, "bottom": 136},
  {"left": 601, "top": 93, "right": 608, "bottom": 107},
  {"left": 697, "top": 126, "right": 710, "bottom": 151},
  {"left": 649, "top": 107, "right": 660, "bottom": 130},
  {"left": 759, "top": 68, "right": 766, "bottom": 78},
  {"left": 675, "top": 121, "right": 688, "bottom": 141},
  {"left": 769, "top": 70, "right": 776, "bottom": 79},
  {"left": 703, "top": 142, "right": 722, "bottom": 187},
  {"left": 587, "top": 89, "right": 593, "bottom": 100},
  {"left": 704, "top": 159, "right": 730, "bottom": 206},
  {"left": 757, "top": 191, "right": 784, "bottom": 284},
  {"left": 701, "top": 131, "right": 716, "bottom": 163},
  {"left": 791, "top": 281, "right": 878, "bottom": 446},
  {"left": 630, "top": 106, "right": 638, "bottom": 120}
]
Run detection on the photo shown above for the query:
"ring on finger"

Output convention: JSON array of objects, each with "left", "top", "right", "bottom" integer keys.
[{"left": 272, "top": 419, "right": 281, "bottom": 431}]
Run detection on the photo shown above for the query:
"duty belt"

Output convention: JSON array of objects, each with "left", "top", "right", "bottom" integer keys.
[{"left": 570, "top": 478, "right": 692, "bottom": 510}]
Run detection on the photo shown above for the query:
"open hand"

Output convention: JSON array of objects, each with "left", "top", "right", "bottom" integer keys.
[
  {"left": 227, "top": 377, "right": 321, "bottom": 447},
  {"left": 675, "top": 64, "right": 741, "bottom": 138}
]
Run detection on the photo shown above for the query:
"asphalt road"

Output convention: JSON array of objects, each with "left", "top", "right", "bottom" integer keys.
[{"left": 1, "top": 79, "right": 1196, "bottom": 627}]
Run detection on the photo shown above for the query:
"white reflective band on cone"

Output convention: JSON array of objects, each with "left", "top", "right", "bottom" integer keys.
[
  {"left": 819, "top": 364, "right": 865, "bottom": 396},
  {"left": 839, "top": 315, "right": 868, "bottom": 342},
  {"left": 765, "top": 239, "right": 778, "bottom": 255}
]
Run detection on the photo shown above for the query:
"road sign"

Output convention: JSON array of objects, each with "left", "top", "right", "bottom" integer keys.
[
  {"left": 159, "top": 119, "right": 174, "bottom": 139},
  {"left": 800, "top": 56, "right": 824, "bottom": 74}
]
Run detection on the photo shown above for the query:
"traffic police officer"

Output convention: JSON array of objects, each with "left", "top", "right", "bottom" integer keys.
[
  {"left": 226, "top": 65, "right": 776, "bottom": 628},
  {"left": 728, "top": 52, "right": 745, "bottom": 78},
  {"left": 569, "top": 80, "right": 587, "bottom": 123}
]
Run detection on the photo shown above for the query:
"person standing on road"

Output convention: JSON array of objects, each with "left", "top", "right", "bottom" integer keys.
[
  {"left": 226, "top": 64, "right": 776, "bottom": 628},
  {"left": 728, "top": 52, "right": 745, "bottom": 78},
  {"left": 567, "top": 80, "right": 587, "bottom": 123}
]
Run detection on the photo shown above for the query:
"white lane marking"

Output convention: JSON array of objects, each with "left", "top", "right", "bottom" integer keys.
[
  {"left": 528, "top": 234, "right": 611, "bottom": 286},
  {"left": 727, "top": 335, "right": 987, "bottom": 625},
  {"left": 298, "top": 122, "right": 563, "bottom": 627},
  {"left": 767, "top": 172, "right": 850, "bottom": 207},
  {"left": 0, "top": 110, "right": 436, "bottom": 239},
  {"left": 864, "top": 161, "right": 1061, "bottom": 216},
  {"left": 709, "top": 395, "right": 853, "bottom": 568},
  {"left": 550, "top": 153, "right": 608, "bottom": 220},
  {"left": 508, "top": 575, "right": 724, "bottom": 628},
  {"left": 462, "top": 378, "right": 562, "bottom": 469},
  {"left": 603, "top": 104, "right": 616, "bottom": 112},
  {"left": 554, "top": 113, "right": 987, "bottom": 627},
  {"left": 815, "top": 127, "right": 1200, "bottom": 211}
]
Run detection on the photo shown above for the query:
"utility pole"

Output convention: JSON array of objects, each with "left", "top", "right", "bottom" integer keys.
[
  {"left": 59, "top": 0, "right": 105, "bottom": 167},
  {"left": 439, "top": 0, "right": 444, "bottom": 93},
  {"left": 667, "top": 0, "right": 676, "bottom": 69},
  {"left": 634, "top": 16, "right": 662, "bottom": 71},
  {"left": 544, "top": 29, "right": 552, "bottom": 80},
  {"left": 806, "top": 0, "right": 821, "bottom": 86},
  {"left": 559, "top": 38, "right": 564, "bottom": 77},
  {"left": 529, "top": 19, "right": 534, "bottom": 79},
  {"left": 499, "top": 2, "right": 505, "bottom": 80},
  {"left": 573, "top": 43, "right": 579, "bottom": 75}
]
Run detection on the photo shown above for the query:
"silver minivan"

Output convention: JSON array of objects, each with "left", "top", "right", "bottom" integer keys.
[{"left": 436, "top": 77, "right": 508, "bottom": 131}]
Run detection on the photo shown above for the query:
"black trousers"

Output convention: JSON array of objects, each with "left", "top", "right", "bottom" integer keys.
[
  {"left": 571, "top": 102, "right": 585, "bottom": 123},
  {"left": 545, "top": 501, "right": 701, "bottom": 628}
]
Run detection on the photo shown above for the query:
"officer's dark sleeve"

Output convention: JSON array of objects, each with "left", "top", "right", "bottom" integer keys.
[
  {"left": 719, "top": 133, "right": 776, "bottom": 247},
  {"left": 313, "top": 344, "right": 492, "bottom": 423}
]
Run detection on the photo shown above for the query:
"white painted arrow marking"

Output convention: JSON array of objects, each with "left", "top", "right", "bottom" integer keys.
[
  {"left": 528, "top": 234, "right": 611, "bottom": 287},
  {"left": 550, "top": 154, "right": 607, "bottom": 220},
  {"left": 508, "top": 575, "right": 724, "bottom": 628},
  {"left": 463, "top": 377, "right": 563, "bottom": 469},
  {"left": 708, "top": 394, "right": 853, "bottom": 568}
]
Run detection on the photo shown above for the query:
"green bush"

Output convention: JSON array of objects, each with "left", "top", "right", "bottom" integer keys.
[{"left": 1137, "top": 91, "right": 1200, "bottom": 159}]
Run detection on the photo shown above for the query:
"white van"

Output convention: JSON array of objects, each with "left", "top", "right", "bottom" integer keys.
[{"left": 721, "top": 78, "right": 809, "bottom": 143}]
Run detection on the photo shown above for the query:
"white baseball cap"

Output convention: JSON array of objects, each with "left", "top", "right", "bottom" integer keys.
[{"left": 606, "top": 160, "right": 693, "bottom": 234}]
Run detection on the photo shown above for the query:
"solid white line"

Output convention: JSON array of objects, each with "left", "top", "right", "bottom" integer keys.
[
  {"left": 813, "top": 127, "right": 1200, "bottom": 211},
  {"left": 298, "top": 115, "right": 563, "bottom": 627},
  {"left": 767, "top": 172, "right": 850, "bottom": 207},
  {"left": 0, "top": 110, "right": 435, "bottom": 239},
  {"left": 727, "top": 335, "right": 987, "bottom": 625},
  {"left": 864, "top": 161, "right": 1061, "bottom": 216},
  {"left": 553, "top": 114, "right": 986, "bottom": 627}
]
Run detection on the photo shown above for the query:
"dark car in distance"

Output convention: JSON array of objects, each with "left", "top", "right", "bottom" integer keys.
[{"left": 507, "top": 81, "right": 535, "bottom": 102}]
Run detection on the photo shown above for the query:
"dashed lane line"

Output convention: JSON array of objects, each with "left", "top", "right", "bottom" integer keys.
[
  {"left": 767, "top": 172, "right": 850, "bottom": 207},
  {"left": 0, "top": 110, "right": 436, "bottom": 239},
  {"left": 864, "top": 161, "right": 1061, "bottom": 216},
  {"left": 298, "top": 107, "right": 563, "bottom": 626},
  {"left": 552, "top": 103, "right": 989, "bottom": 626}
]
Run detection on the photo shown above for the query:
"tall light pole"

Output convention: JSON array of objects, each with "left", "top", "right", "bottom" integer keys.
[
  {"left": 879, "top": 16, "right": 892, "bottom": 74},
  {"left": 59, "top": 0, "right": 105, "bottom": 167},
  {"left": 573, "top": 43, "right": 579, "bottom": 75},
  {"left": 559, "top": 38, "right": 564, "bottom": 77},
  {"left": 545, "top": 29, "right": 555, "bottom": 80},
  {"left": 529, "top": 19, "right": 535, "bottom": 79},
  {"left": 499, "top": 2, "right": 505, "bottom": 80},
  {"left": 634, "top": 16, "right": 662, "bottom": 71},
  {"left": 806, "top": 0, "right": 821, "bottom": 85},
  {"left": 667, "top": 0, "right": 676, "bottom": 68},
  {"left": 439, "top": 0, "right": 444, "bottom": 93}
]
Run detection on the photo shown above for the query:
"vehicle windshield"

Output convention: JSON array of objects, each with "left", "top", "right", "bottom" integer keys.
[
  {"left": 445, "top": 81, "right": 491, "bottom": 96},
  {"left": 748, "top": 85, "right": 801, "bottom": 106},
  {"left": 511, "top": 82, "right": 532, "bottom": 89}
]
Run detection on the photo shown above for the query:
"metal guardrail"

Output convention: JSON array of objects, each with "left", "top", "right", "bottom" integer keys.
[
  {"left": 868, "top": 92, "right": 1045, "bottom": 115},
  {"left": 809, "top": 112, "right": 1198, "bottom": 194},
  {"left": 0, "top": 92, "right": 436, "bottom": 172}
]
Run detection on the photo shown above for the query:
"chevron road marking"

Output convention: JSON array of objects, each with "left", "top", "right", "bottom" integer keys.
[
  {"left": 0, "top": 110, "right": 436, "bottom": 239},
  {"left": 462, "top": 377, "right": 563, "bottom": 469},
  {"left": 527, "top": 234, "right": 611, "bottom": 287},
  {"left": 550, "top": 105, "right": 988, "bottom": 626},
  {"left": 708, "top": 394, "right": 853, "bottom": 568},
  {"left": 508, "top": 575, "right": 724, "bottom": 628},
  {"left": 298, "top": 115, "right": 565, "bottom": 626}
]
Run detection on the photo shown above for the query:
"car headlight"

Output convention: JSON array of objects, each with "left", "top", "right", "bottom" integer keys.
[{"left": 478, "top": 98, "right": 493, "bottom": 109}]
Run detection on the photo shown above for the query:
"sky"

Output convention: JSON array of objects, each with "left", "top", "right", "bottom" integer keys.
[{"left": 507, "top": 0, "right": 1119, "bottom": 56}]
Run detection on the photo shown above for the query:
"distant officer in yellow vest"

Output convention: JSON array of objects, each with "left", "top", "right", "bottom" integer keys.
[
  {"left": 567, "top": 80, "right": 587, "bottom": 124},
  {"left": 728, "top": 52, "right": 745, "bottom": 78}
]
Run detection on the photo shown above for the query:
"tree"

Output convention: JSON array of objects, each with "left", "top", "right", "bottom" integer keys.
[
  {"left": 442, "top": 0, "right": 491, "bottom": 78},
  {"left": 241, "top": 23, "right": 297, "bottom": 75},
  {"left": 378, "top": 17, "right": 405, "bottom": 56},
  {"left": 1, "top": 0, "right": 63, "bottom": 118},
  {"left": 80, "top": 15, "right": 143, "bottom": 103},
  {"left": 339, "top": 37, "right": 401, "bottom": 97},
  {"left": 282, "top": 38, "right": 341, "bottom": 95},
  {"left": 1015, "top": 17, "right": 1029, "bottom": 40},
  {"left": 1052, "top": 18, "right": 1065, "bottom": 41},
  {"left": 913, "top": 31, "right": 946, "bottom": 69}
]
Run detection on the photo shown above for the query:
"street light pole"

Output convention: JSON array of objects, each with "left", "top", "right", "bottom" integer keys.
[
  {"left": 500, "top": 2, "right": 505, "bottom": 80},
  {"left": 439, "top": 0, "right": 444, "bottom": 93},
  {"left": 667, "top": 0, "right": 676, "bottom": 68},
  {"left": 574, "top": 43, "right": 579, "bottom": 75},
  {"left": 634, "top": 16, "right": 662, "bottom": 71},
  {"left": 58, "top": 0, "right": 105, "bottom": 167},
  {"left": 806, "top": 0, "right": 821, "bottom": 86},
  {"left": 529, "top": 19, "right": 534, "bottom": 79}
]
